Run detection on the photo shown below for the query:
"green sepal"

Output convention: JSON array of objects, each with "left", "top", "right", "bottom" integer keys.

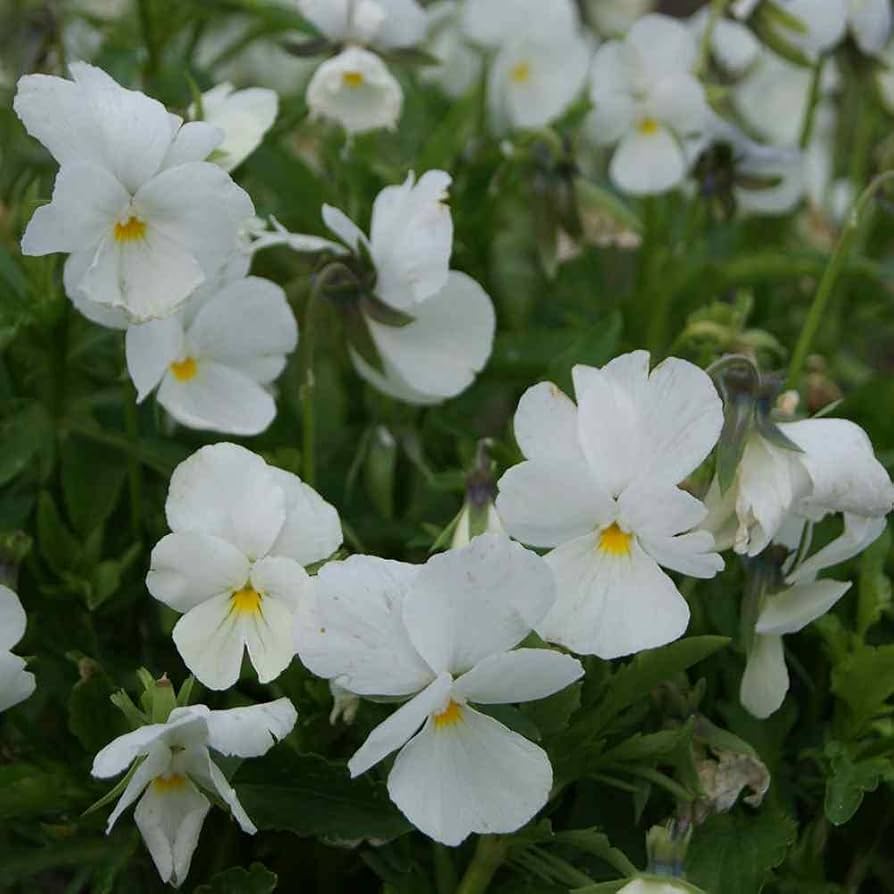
[
  {"left": 343, "top": 304, "right": 386, "bottom": 374},
  {"left": 380, "top": 47, "right": 441, "bottom": 67},
  {"left": 360, "top": 294, "right": 416, "bottom": 328},
  {"left": 110, "top": 689, "right": 149, "bottom": 730},
  {"left": 284, "top": 36, "right": 333, "bottom": 57},
  {"left": 176, "top": 675, "right": 195, "bottom": 708},
  {"left": 753, "top": 4, "right": 813, "bottom": 67},
  {"left": 81, "top": 756, "right": 144, "bottom": 818}
]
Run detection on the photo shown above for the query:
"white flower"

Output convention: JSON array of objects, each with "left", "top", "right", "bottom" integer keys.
[
  {"left": 704, "top": 418, "right": 894, "bottom": 557},
  {"left": 193, "top": 83, "right": 278, "bottom": 172},
  {"left": 14, "top": 63, "right": 254, "bottom": 323},
  {"left": 586, "top": 15, "right": 709, "bottom": 195},
  {"left": 496, "top": 351, "right": 725, "bottom": 658},
  {"left": 689, "top": 7, "right": 761, "bottom": 77},
  {"left": 298, "top": 0, "right": 428, "bottom": 51},
  {"left": 306, "top": 46, "right": 403, "bottom": 134},
  {"left": 147, "top": 443, "right": 342, "bottom": 690},
  {"left": 0, "top": 585, "right": 36, "bottom": 713},
  {"left": 585, "top": 0, "right": 655, "bottom": 38},
  {"left": 462, "top": 0, "right": 581, "bottom": 47},
  {"left": 741, "top": 513, "right": 887, "bottom": 718},
  {"left": 92, "top": 698, "right": 296, "bottom": 887},
  {"left": 126, "top": 271, "right": 297, "bottom": 436},
  {"left": 295, "top": 533, "right": 583, "bottom": 846},
  {"left": 618, "top": 880, "right": 698, "bottom": 894},
  {"left": 421, "top": 1, "right": 485, "bottom": 99}
]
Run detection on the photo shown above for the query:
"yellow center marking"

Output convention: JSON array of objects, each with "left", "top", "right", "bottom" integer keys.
[
  {"left": 638, "top": 117, "right": 660, "bottom": 135},
  {"left": 169, "top": 357, "right": 198, "bottom": 382},
  {"left": 152, "top": 773, "right": 187, "bottom": 793},
  {"left": 598, "top": 523, "right": 633, "bottom": 556},
  {"left": 510, "top": 61, "right": 531, "bottom": 83},
  {"left": 342, "top": 71, "right": 365, "bottom": 88},
  {"left": 231, "top": 586, "right": 262, "bottom": 616},
  {"left": 433, "top": 700, "right": 464, "bottom": 729},
  {"left": 114, "top": 216, "right": 147, "bottom": 242}
]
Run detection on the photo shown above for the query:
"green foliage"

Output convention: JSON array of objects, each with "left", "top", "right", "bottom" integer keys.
[{"left": 194, "top": 863, "right": 279, "bottom": 894}]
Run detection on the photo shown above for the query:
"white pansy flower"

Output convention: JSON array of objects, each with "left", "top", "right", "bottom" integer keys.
[
  {"left": 14, "top": 63, "right": 253, "bottom": 322},
  {"left": 126, "top": 270, "right": 297, "bottom": 436},
  {"left": 586, "top": 15, "right": 709, "bottom": 196},
  {"left": 0, "top": 585, "right": 36, "bottom": 713},
  {"left": 704, "top": 417, "right": 894, "bottom": 557},
  {"left": 306, "top": 46, "right": 403, "bottom": 134},
  {"left": 295, "top": 533, "right": 583, "bottom": 846},
  {"left": 741, "top": 513, "right": 887, "bottom": 718},
  {"left": 193, "top": 83, "right": 278, "bottom": 172},
  {"left": 92, "top": 698, "right": 295, "bottom": 887},
  {"left": 298, "top": 0, "right": 428, "bottom": 50},
  {"left": 421, "top": 1, "right": 484, "bottom": 99},
  {"left": 147, "top": 444, "right": 342, "bottom": 690},
  {"left": 497, "top": 351, "right": 725, "bottom": 658}
]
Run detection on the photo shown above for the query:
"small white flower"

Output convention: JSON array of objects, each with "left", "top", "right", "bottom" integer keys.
[
  {"left": 14, "top": 63, "right": 254, "bottom": 322},
  {"left": 740, "top": 513, "right": 887, "bottom": 718},
  {"left": 92, "top": 698, "right": 296, "bottom": 887},
  {"left": 306, "top": 46, "right": 403, "bottom": 134},
  {"left": 0, "top": 585, "right": 36, "bottom": 713},
  {"left": 586, "top": 14, "right": 709, "bottom": 195},
  {"left": 125, "top": 270, "right": 297, "bottom": 436},
  {"left": 193, "top": 82, "right": 278, "bottom": 172},
  {"left": 586, "top": 0, "right": 656, "bottom": 38},
  {"left": 421, "top": 1, "right": 485, "bottom": 99},
  {"left": 295, "top": 533, "right": 583, "bottom": 846},
  {"left": 704, "top": 417, "right": 894, "bottom": 557},
  {"left": 298, "top": 0, "right": 428, "bottom": 51},
  {"left": 147, "top": 443, "right": 342, "bottom": 690},
  {"left": 497, "top": 351, "right": 725, "bottom": 658}
]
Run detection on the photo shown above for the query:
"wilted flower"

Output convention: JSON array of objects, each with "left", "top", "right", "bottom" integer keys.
[
  {"left": 193, "top": 83, "right": 278, "bottom": 172},
  {"left": 0, "top": 585, "right": 36, "bottom": 712},
  {"left": 147, "top": 444, "right": 342, "bottom": 690},
  {"left": 14, "top": 63, "right": 253, "bottom": 322},
  {"left": 295, "top": 534, "right": 583, "bottom": 846},
  {"left": 126, "top": 270, "right": 297, "bottom": 436},
  {"left": 586, "top": 15, "right": 709, "bottom": 195},
  {"left": 92, "top": 698, "right": 296, "bottom": 886},
  {"left": 497, "top": 351, "right": 724, "bottom": 658}
]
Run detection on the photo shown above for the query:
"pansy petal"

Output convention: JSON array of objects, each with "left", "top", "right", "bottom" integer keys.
[
  {"left": 403, "top": 534, "right": 555, "bottom": 675},
  {"left": 756, "top": 579, "right": 851, "bottom": 636},
  {"left": 126, "top": 315, "right": 185, "bottom": 402},
  {"left": 849, "top": 0, "right": 892, "bottom": 55},
  {"left": 172, "top": 593, "right": 247, "bottom": 691},
  {"left": 513, "top": 381, "right": 585, "bottom": 465},
  {"left": 322, "top": 204, "right": 367, "bottom": 252},
  {"left": 610, "top": 125, "right": 687, "bottom": 195},
  {"left": 740, "top": 634, "right": 788, "bottom": 719},
  {"left": 0, "top": 585, "right": 27, "bottom": 651},
  {"left": 454, "top": 649, "right": 583, "bottom": 705},
  {"left": 199, "top": 698, "right": 297, "bottom": 758},
  {"left": 242, "top": 587, "right": 299, "bottom": 684},
  {"left": 627, "top": 14, "right": 698, "bottom": 79},
  {"left": 105, "top": 740, "right": 171, "bottom": 831},
  {"left": 162, "top": 121, "right": 224, "bottom": 169},
  {"left": 0, "top": 653, "right": 36, "bottom": 713},
  {"left": 788, "top": 515, "right": 887, "bottom": 584},
  {"left": 387, "top": 705, "right": 552, "bottom": 846}
]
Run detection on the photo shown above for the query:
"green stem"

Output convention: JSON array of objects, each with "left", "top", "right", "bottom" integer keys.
[
  {"left": 137, "top": 0, "right": 160, "bottom": 79},
  {"left": 799, "top": 57, "right": 825, "bottom": 150},
  {"left": 696, "top": 0, "right": 729, "bottom": 76},
  {"left": 122, "top": 383, "right": 143, "bottom": 539},
  {"left": 434, "top": 843, "right": 458, "bottom": 894},
  {"left": 455, "top": 836, "right": 508, "bottom": 894},
  {"left": 787, "top": 170, "right": 894, "bottom": 389}
]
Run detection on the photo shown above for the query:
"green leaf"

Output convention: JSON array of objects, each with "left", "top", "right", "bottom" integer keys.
[
  {"left": 831, "top": 645, "right": 894, "bottom": 735},
  {"left": 68, "top": 659, "right": 128, "bottom": 752},
  {"left": 687, "top": 804, "right": 796, "bottom": 894},
  {"left": 60, "top": 435, "right": 127, "bottom": 536},
  {"left": 824, "top": 745, "right": 891, "bottom": 826},
  {"left": 194, "top": 863, "right": 278, "bottom": 894},
  {"left": 599, "top": 721, "right": 694, "bottom": 765},
  {"left": 856, "top": 526, "right": 891, "bottom": 637},
  {"left": 0, "top": 401, "right": 52, "bottom": 487},
  {"left": 233, "top": 748, "right": 411, "bottom": 842},
  {"left": 36, "top": 490, "right": 81, "bottom": 575},
  {"left": 522, "top": 682, "right": 582, "bottom": 738}
]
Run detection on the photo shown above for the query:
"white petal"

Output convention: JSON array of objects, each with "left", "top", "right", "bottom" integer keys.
[
  {"left": 496, "top": 459, "right": 614, "bottom": 548},
  {"left": 740, "top": 634, "right": 789, "bottom": 719},
  {"left": 387, "top": 705, "right": 552, "bottom": 846},
  {"left": 134, "top": 777, "right": 210, "bottom": 887},
  {"left": 402, "top": 533, "right": 556, "bottom": 675},
  {"left": 322, "top": 203, "right": 368, "bottom": 252},
  {"left": 454, "top": 648, "right": 583, "bottom": 704},
  {"left": 197, "top": 753, "right": 256, "bottom": 833},
  {"left": 370, "top": 171, "right": 453, "bottom": 311},
  {"left": 106, "top": 740, "right": 171, "bottom": 831},
  {"left": 165, "top": 443, "right": 285, "bottom": 559},
  {"left": 126, "top": 315, "right": 185, "bottom": 402},
  {"left": 365, "top": 270, "right": 495, "bottom": 402},
  {"left": 147, "top": 532, "right": 251, "bottom": 614},
  {"left": 373, "top": 0, "right": 428, "bottom": 48},
  {"left": 200, "top": 86, "right": 278, "bottom": 171},
  {"left": 200, "top": 698, "right": 298, "bottom": 757},
  {"left": 849, "top": 0, "right": 892, "bottom": 55},
  {"left": 172, "top": 593, "right": 247, "bottom": 691},
  {"left": 538, "top": 535, "right": 690, "bottom": 659},
  {"left": 348, "top": 674, "right": 453, "bottom": 777},
  {"left": 780, "top": 0, "right": 847, "bottom": 55},
  {"left": 295, "top": 555, "right": 434, "bottom": 696},
  {"left": 462, "top": 0, "right": 580, "bottom": 47},
  {"left": 610, "top": 125, "right": 687, "bottom": 196},
  {"left": 710, "top": 17, "right": 761, "bottom": 75},
  {"left": 653, "top": 73, "right": 707, "bottom": 136},
  {"left": 588, "top": 41, "right": 637, "bottom": 145},
  {"left": 266, "top": 469, "right": 343, "bottom": 566},
  {"left": 788, "top": 514, "right": 887, "bottom": 584},
  {"left": 306, "top": 47, "right": 403, "bottom": 134},
  {"left": 513, "top": 381, "right": 585, "bottom": 465},
  {"left": 63, "top": 251, "right": 130, "bottom": 329},
  {"left": 782, "top": 418, "right": 894, "bottom": 519},
  {"left": 756, "top": 579, "right": 851, "bottom": 636},
  {"left": 242, "top": 570, "right": 304, "bottom": 683},
  {"left": 0, "top": 653, "right": 36, "bottom": 713},
  {"left": 627, "top": 14, "right": 698, "bottom": 79},
  {"left": 297, "top": 0, "right": 350, "bottom": 40},
  {"left": 161, "top": 121, "right": 224, "bottom": 169},
  {"left": 0, "top": 585, "right": 26, "bottom": 651}
]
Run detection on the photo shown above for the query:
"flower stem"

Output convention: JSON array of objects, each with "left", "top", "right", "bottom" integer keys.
[
  {"left": 799, "top": 57, "right": 825, "bottom": 150},
  {"left": 696, "top": 0, "right": 729, "bottom": 76},
  {"left": 787, "top": 170, "right": 894, "bottom": 389},
  {"left": 434, "top": 843, "right": 458, "bottom": 894},
  {"left": 122, "top": 382, "right": 143, "bottom": 539},
  {"left": 300, "top": 285, "right": 321, "bottom": 487},
  {"left": 455, "top": 836, "right": 508, "bottom": 894}
]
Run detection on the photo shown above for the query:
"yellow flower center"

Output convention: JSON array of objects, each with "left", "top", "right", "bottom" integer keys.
[
  {"left": 433, "top": 700, "right": 464, "bottom": 729},
  {"left": 231, "top": 586, "right": 263, "bottom": 616},
  {"left": 510, "top": 61, "right": 531, "bottom": 84},
  {"left": 169, "top": 357, "right": 198, "bottom": 382},
  {"left": 114, "top": 216, "right": 147, "bottom": 243},
  {"left": 342, "top": 71, "right": 365, "bottom": 88},
  {"left": 598, "top": 523, "right": 633, "bottom": 556},
  {"left": 152, "top": 773, "right": 187, "bottom": 793},
  {"left": 638, "top": 117, "right": 660, "bottom": 135}
]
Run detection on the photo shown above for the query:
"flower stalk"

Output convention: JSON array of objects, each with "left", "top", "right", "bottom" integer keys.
[{"left": 455, "top": 836, "right": 509, "bottom": 894}]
